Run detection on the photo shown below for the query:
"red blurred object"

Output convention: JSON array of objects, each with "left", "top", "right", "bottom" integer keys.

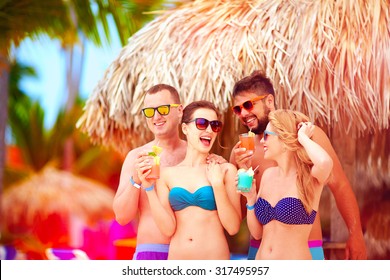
[
  {"left": 113, "top": 238, "right": 136, "bottom": 260},
  {"left": 6, "top": 145, "right": 26, "bottom": 169}
]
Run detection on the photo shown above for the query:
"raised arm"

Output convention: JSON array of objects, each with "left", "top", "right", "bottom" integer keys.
[
  {"left": 140, "top": 168, "right": 176, "bottom": 238},
  {"left": 112, "top": 150, "right": 141, "bottom": 225},
  {"left": 297, "top": 122, "right": 333, "bottom": 186},
  {"left": 242, "top": 177, "right": 263, "bottom": 240},
  {"left": 207, "top": 161, "right": 241, "bottom": 235},
  {"left": 229, "top": 141, "right": 256, "bottom": 219},
  {"left": 312, "top": 126, "right": 367, "bottom": 259}
]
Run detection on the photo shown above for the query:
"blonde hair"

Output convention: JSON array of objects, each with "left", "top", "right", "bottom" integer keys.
[{"left": 268, "top": 109, "right": 315, "bottom": 213}]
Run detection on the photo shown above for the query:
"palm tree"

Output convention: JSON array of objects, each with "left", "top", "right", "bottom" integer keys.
[
  {"left": 0, "top": 0, "right": 175, "bottom": 231},
  {"left": 7, "top": 61, "right": 74, "bottom": 174},
  {"left": 6, "top": 60, "right": 123, "bottom": 188},
  {"left": 3, "top": 61, "right": 123, "bottom": 258},
  {"left": 0, "top": 0, "right": 68, "bottom": 235}
]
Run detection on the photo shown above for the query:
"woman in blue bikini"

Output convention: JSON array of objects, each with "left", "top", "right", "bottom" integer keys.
[
  {"left": 137, "top": 100, "right": 242, "bottom": 259},
  {"left": 241, "top": 109, "right": 333, "bottom": 259}
]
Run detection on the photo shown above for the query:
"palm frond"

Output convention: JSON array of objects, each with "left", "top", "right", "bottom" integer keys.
[{"left": 0, "top": 0, "right": 71, "bottom": 47}]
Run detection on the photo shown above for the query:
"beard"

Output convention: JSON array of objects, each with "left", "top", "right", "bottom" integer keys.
[{"left": 247, "top": 107, "right": 271, "bottom": 134}]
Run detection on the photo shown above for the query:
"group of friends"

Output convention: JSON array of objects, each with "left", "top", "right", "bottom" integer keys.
[{"left": 112, "top": 71, "right": 367, "bottom": 260}]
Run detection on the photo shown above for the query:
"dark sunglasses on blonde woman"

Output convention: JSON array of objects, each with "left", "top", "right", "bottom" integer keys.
[
  {"left": 232, "top": 95, "right": 267, "bottom": 115},
  {"left": 187, "top": 118, "right": 223, "bottom": 133},
  {"left": 142, "top": 104, "right": 180, "bottom": 118}
]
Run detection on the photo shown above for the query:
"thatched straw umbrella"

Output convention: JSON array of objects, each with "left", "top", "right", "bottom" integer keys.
[
  {"left": 77, "top": 0, "right": 389, "bottom": 155},
  {"left": 1, "top": 167, "right": 115, "bottom": 234},
  {"left": 365, "top": 202, "right": 390, "bottom": 259},
  {"left": 76, "top": 0, "right": 389, "bottom": 256}
]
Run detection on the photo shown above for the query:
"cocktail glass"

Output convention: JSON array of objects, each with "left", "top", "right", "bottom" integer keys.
[
  {"left": 146, "top": 145, "right": 162, "bottom": 179},
  {"left": 239, "top": 132, "right": 255, "bottom": 151},
  {"left": 146, "top": 156, "right": 160, "bottom": 179},
  {"left": 237, "top": 168, "right": 254, "bottom": 192}
]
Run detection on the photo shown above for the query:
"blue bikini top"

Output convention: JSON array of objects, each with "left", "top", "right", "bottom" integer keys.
[
  {"left": 169, "top": 186, "right": 217, "bottom": 211},
  {"left": 254, "top": 197, "right": 317, "bottom": 225}
]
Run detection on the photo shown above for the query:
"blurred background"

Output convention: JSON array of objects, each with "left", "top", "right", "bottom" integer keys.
[
  {"left": 1, "top": 0, "right": 389, "bottom": 260},
  {"left": 1, "top": 0, "right": 182, "bottom": 260}
]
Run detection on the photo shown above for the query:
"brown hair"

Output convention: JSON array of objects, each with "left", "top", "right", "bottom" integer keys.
[
  {"left": 146, "top": 84, "right": 181, "bottom": 103},
  {"left": 233, "top": 70, "right": 275, "bottom": 98},
  {"left": 268, "top": 109, "right": 315, "bottom": 213},
  {"left": 182, "top": 100, "right": 221, "bottom": 124}
]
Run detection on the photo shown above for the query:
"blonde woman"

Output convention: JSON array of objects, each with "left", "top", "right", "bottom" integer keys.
[
  {"left": 137, "top": 100, "right": 241, "bottom": 259},
  {"left": 241, "top": 109, "right": 333, "bottom": 259}
]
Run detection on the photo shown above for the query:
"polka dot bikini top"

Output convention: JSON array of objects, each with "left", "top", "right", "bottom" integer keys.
[{"left": 254, "top": 197, "right": 317, "bottom": 225}]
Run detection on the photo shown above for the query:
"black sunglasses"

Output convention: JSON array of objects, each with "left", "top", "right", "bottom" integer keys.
[
  {"left": 232, "top": 95, "right": 267, "bottom": 115},
  {"left": 187, "top": 118, "right": 223, "bottom": 133},
  {"left": 263, "top": 130, "right": 278, "bottom": 141},
  {"left": 142, "top": 104, "right": 180, "bottom": 118}
]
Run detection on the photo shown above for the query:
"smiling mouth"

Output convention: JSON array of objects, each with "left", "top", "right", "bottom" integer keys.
[
  {"left": 154, "top": 121, "right": 165, "bottom": 127},
  {"left": 244, "top": 116, "right": 257, "bottom": 125},
  {"left": 200, "top": 136, "right": 211, "bottom": 145}
]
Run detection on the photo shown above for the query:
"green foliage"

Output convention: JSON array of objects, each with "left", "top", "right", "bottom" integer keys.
[
  {"left": 101, "top": 0, "right": 168, "bottom": 46},
  {"left": 6, "top": 60, "right": 123, "bottom": 189},
  {"left": 0, "top": 0, "right": 71, "bottom": 49},
  {"left": 0, "top": 0, "right": 177, "bottom": 50},
  {"left": 3, "top": 1, "right": 183, "bottom": 185},
  {"left": 7, "top": 61, "right": 68, "bottom": 170}
]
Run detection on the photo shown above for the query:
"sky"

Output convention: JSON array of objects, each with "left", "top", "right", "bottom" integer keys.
[{"left": 14, "top": 30, "right": 123, "bottom": 129}]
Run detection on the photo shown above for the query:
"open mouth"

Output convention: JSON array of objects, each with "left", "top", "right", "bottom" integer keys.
[
  {"left": 200, "top": 136, "right": 211, "bottom": 146},
  {"left": 244, "top": 116, "right": 257, "bottom": 126}
]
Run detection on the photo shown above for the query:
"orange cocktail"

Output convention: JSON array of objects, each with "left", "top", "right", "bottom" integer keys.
[
  {"left": 147, "top": 159, "right": 160, "bottom": 179},
  {"left": 146, "top": 145, "right": 162, "bottom": 179},
  {"left": 239, "top": 132, "right": 255, "bottom": 151}
]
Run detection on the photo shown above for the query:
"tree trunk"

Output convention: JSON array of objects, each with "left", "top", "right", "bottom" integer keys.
[
  {"left": 63, "top": 39, "right": 85, "bottom": 171},
  {"left": 0, "top": 48, "right": 10, "bottom": 231}
]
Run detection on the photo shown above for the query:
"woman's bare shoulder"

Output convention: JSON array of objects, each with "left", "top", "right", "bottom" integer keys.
[
  {"left": 262, "top": 166, "right": 277, "bottom": 178},
  {"left": 221, "top": 162, "right": 238, "bottom": 172}
]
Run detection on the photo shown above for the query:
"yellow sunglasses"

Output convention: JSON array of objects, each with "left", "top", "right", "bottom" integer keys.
[{"left": 142, "top": 104, "right": 180, "bottom": 118}]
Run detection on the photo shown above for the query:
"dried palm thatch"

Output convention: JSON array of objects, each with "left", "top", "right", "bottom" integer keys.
[
  {"left": 355, "top": 128, "right": 390, "bottom": 189},
  {"left": 1, "top": 167, "right": 115, "bottom": 231},
  {"left": 329, "top": 126, "right": 390, "bottom": 192},
  {"left": 363, "top": 200, "right": 390, "bottom": 259},
  {"left": 77, "top": 0, "right": 390, "bottom": 156}
]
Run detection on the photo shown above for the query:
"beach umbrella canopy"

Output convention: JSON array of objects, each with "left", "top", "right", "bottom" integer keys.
[
  {"left": 1, "top": 167, "right": 115, "bottom": 233},
  {"left": 77, "top": 0, "right": 390, "bottom": 155}
]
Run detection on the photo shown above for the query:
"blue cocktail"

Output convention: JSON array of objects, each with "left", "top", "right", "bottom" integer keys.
[{"left": 237, "top": 168, "right": 254, "bottom": 192}]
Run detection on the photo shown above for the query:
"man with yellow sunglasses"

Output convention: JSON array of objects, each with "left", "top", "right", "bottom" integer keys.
[
  {"left": 113, "top": 84, "right": 187, "bottom": 260},
  {"left": 113, "top": 84, "right": 225, "bottom": 260}
]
